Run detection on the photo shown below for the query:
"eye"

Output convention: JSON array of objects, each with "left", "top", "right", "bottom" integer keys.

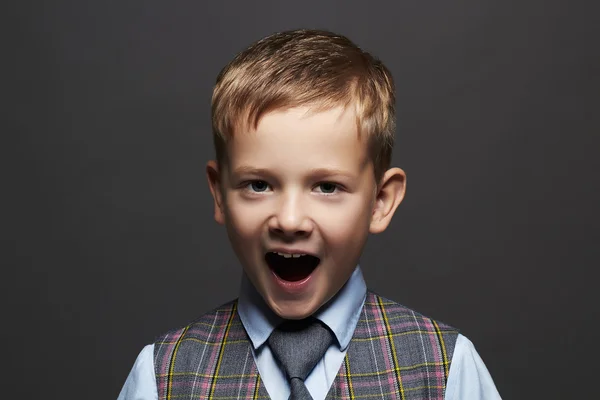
[
  {"left": 247, "top": 180, "right": 270, "bottom": 192},
  {"left": 316, "top": 182, "right": 339, "bottom": 194}
]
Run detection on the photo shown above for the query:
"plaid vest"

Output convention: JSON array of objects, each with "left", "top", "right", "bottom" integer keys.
[{"left": 154, "top": 292, "right": 458, "bottom": 400}]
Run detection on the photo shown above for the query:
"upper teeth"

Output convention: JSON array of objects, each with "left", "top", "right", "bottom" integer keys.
[{"left": 276, "top": 252, "right": 306, "bottom": 258}]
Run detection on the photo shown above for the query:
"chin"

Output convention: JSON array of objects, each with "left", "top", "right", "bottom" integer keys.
[{"left": 268, "top": 296, "right": 322, "bottom": 320}]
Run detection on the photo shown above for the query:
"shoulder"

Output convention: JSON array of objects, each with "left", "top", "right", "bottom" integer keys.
[
  {"left": 153, "top": 299, "right": 240, "bottom": 345},
  {"left": 445, "top": 334, "right": 502, "bottom": 399}
]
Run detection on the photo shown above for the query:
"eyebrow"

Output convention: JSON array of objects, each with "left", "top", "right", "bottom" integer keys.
[
  {"left": 231, "top": 167, "right": 272, "bottom": 177},
  {"left": 231, "top": 166, "right": 355, "bottom": 179},
  {"left": 306, "top": 168, "right": 355, "bottom": 179}
]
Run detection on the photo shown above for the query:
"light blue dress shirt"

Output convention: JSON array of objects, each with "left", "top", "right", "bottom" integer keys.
[{"left": 118, "top": 267, "right": 501, "bottom": 399}]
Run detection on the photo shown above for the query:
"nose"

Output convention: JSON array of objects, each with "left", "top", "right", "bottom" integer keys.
[{"left": 268, "top": 192, "right": 313, "bottom": 238}]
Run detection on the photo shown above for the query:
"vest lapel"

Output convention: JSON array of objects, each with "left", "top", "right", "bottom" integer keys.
[
  {"left": 155, "top": 301, "right": 267, "bottom": 399},
  {"left": 325, "top": 292, "right": 458, "bottom": 400}
]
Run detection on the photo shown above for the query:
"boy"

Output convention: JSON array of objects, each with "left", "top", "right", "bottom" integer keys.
[{"left": 118, "top": 29, "right": 501, "bottom": 399}]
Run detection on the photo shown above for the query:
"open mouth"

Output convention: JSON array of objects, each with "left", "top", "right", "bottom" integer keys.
[{"left": 265, "top": 252, "right": 321, "bottom": 282}]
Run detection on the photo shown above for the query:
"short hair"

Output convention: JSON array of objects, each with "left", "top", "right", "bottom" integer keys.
[{"left": 212, "top": 29, "right": 395, "bottom": 181}]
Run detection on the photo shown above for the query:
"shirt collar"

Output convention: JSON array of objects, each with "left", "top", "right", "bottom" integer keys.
[{"left": 238, "top": 266, "right": 367, "bottom": 351}]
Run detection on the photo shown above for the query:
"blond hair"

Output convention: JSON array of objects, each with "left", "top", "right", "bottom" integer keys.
[{"left": 212, "top": 29, "right": 395, "bottom": 181}]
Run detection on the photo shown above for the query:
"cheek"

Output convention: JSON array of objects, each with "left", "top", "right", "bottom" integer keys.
[
  {"left": 319, "top": 197, "right": 372, "bottom": 251},
  {"left": 225, "top": 198, "right": 266, "bottom": 239}
]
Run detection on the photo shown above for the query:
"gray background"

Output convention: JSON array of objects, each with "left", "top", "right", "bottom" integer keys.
[{"left": 4, "top": 0, "right": 598, "bottom": 399}]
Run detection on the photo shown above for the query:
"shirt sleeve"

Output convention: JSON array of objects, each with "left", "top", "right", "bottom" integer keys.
[
  {"left": 444, "top": 334, "right": 501, "bottom": 400},
  {"left": 117, "top": 344, "right": 158, "bottom": 400}
]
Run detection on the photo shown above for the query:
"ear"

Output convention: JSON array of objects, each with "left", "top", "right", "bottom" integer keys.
[
  {"left": 206, "top": 160, "right": 226, "bottom": 225},
  {"left": 369, "top": 167, "right": 406, "bottom": 234}
]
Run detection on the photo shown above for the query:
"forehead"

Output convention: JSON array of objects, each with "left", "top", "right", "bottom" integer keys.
[{"left": 226, "top": 106, "right": 371, "bottom": 175}]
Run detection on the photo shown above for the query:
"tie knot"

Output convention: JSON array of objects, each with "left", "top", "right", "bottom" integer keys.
[{"left": 268, "top": 318, "right": 333, "bottom": 381}]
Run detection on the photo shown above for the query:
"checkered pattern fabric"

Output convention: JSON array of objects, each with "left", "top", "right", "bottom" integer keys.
[{"left": 154, "top": 292, "right": 458, "bottom": 399}]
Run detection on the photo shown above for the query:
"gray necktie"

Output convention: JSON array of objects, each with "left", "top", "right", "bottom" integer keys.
[{"left": 268, "top": 318, "right": 333, "bottom": 400}]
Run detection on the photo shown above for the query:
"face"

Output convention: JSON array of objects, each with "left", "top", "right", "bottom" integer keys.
[{"left": 207, "top": 105, "right": 405, "bottom": 319}]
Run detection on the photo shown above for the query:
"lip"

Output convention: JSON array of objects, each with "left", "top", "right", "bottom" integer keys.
[{"left": 270, "top": 268, "right": 316, "bottom": 294}]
